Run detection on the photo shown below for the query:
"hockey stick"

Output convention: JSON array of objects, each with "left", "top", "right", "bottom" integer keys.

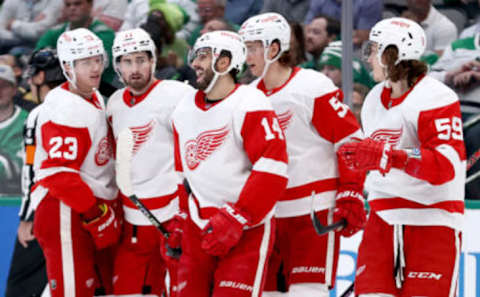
[
  {"left": 309, "top": 191, "right": 355, "bottom": 296},
  {"left": 340, "top": 282, "right": 354, "bottom": 297},
  {"left": 116, "top": 129, "right": 182, "bottom": 259},
  {"left": 310, "top": 191, "right": 346, "bottom": 236}
]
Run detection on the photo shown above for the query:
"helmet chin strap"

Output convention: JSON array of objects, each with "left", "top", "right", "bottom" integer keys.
[
  {"left": 204, "top": 57, "right": 231, "bottom": 94},
  {"left": 260, "top": 44, "right": 282, "bottom": 79}
]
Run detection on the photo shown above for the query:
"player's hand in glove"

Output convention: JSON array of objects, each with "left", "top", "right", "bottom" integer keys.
[
  {"left": 338, "top": 138, "right": 407, "bottom": 175},
  {"left": 161, "top": 212, "right": 187, "bottom": 259},
  {"left": 201, "top": 203, "right": 250, "bottom": 256},
  {"left": 334, "top": 191, "right": 366, "bottom": 237},
  {"left": 82, "top": 203, "right": 121, "bottom": 250}
]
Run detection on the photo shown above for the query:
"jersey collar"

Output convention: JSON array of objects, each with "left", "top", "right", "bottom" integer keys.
[
  {"left": 380, "top": 74, "right": 426, "bottom": 109},
  {"left": 257, "top": 66, "right": 300, "bottom": 96},
  {"left": 195, "top": 84, "right": 240, "bottom": 111},
  {"left": 123, "top": 80, "right": 161, "bottom": 107},
  {"left": 61, "top": 82, "right": 102, "bottom": 109}
]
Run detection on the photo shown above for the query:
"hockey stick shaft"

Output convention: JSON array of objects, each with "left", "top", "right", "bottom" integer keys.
[
  {"left": 340, "top": 282, "right": 354, "bottom": 297},
  {"left": 310, "top": 191, "right": 347, "bottom": 235},
  {"left": 116, "top": 129, "right": 181, "bottom": 258}
]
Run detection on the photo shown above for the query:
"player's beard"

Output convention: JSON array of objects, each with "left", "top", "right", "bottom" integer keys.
[
  {"left": 196, "top": 67, "right": 215, "bottom": 91},
  {"left": 127, "top": 71, "right": 152, "bottom": 92}
]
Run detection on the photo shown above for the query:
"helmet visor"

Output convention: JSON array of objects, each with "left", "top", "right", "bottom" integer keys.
[
  {"left": 188, "top": 47, "right": 211, "bottom": 66},
  {"left": 361, "top": 41, "right": 378, "bottom": 63}
]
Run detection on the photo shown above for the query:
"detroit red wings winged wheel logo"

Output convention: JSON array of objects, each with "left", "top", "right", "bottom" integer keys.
[
  {"left": 370, "top": 128, "right": 403, "bottom": 146},
  {"left": 277, "top": 109, "right": 293, "bottom": 132},
  {"left": 129, "top": 120, "right": 156, "bottom": 155},
  {"left": 185, "top": 125, "right": 230, "bottom": 170}
]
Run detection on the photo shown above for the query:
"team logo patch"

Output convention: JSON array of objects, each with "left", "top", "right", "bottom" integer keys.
[
  {"left": 95, "top": 136, "right": 113, "bottom": 166},
  {"left": 371, "top": 128, "right": 403, "bottom": 146},
  {"left": 184, "top": 125, "right": 229, "bottom": 170},
  {"left": 277, "top": 109, "right": 293, "bottom": 132},
  {"left": 130, "top": 120, "right": 156, "bottom": 155}
]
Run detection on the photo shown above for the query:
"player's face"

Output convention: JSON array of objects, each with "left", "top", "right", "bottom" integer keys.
[
  {"left": 73, "top": 55, "right": 104, "bottom": 92},
  {"left": 305, "top": 18, "right": 330, "bottom": 56},
  {"left": 245, "top": 41, "right": 266, "bottom": 77},
  {"left": 321, "top": 65, "right": 342, "bottom": 87},
  {"left": 0, "top": 79, "right": 15, "bottom": 109},
  {"left": 190, "top": 48, "right": 215, "bottom": 90},
  {"left": 118, "top": 51, "right": 153, "bottom": 92},
  {"left": 366, "top": 42, "right": 385, "bottom": 82}
]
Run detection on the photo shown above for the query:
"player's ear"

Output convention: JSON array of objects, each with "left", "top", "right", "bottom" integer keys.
[
  {"left": 268, "top": 41, "right": 281, "bottom": 60},
  {"left": 216, "top": 55, "right": 231, "bottom": 73}
]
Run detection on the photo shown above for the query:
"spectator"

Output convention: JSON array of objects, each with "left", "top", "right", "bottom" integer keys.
[
  {"left": 460, "top": 0, "right": 480, "bottom": 38},
  {"left": 171, "top": 0, "right": 201, "bottom": 42},
  {"left": 187, "top": 0, "right": 239, "bottom": 46},
  {"left": 352, "top": 82, "right": 370, "bottom": 125},
  {"left": 318, "top": 41, "right": 375, "bottom": 89},
  {"left": 35, "top": 0, "right": 117, "bottom": 96},
  {"left": 119, "top": 0, "right": 150, "bottom": 30},
  {"left": 261, "top": 0, "right": 310, "bottom": 23},
  {"left": 429, "top": 32, "right": 480, "bottom": 113},
  {"left": 0, "top": 0, "right": 63, "bottom": 54},
  {"left": 304, "top": 14, "right": 340, "bottom": 69},
  {"left": 92, "top": 0, "right": 128, "bottom": 31},
  {"left": 305, "top": 0, "right": 383, "bottom": 48},
  {"left": 225, "top": 0, "right": 262, "bottom": 25},
  {"left": 406, "top": 0, "right": 458, "bottom": 56},
  {"left": 145, "top": 5, "right": 189, "bottom": 67},
  {"left": 200, "top": 17, "right": 233, "bottom": 35},
  {"left": 0, "top": 64, "right": 27, "bottom": 195},
  {"left": 141, "top": 12, "right": 197, "bottom": 85},
  {"left": 5, "top": 48, "right": 65, "bottom": 297},
  {"left": 0, "top": 54, "right": 37, "bottom": 111}
]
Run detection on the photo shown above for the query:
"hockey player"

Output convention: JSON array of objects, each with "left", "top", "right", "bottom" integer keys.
[
  {"left": 239, "top": 13, "right": 366, "bottom": 297},
  {"left": 107, "top": 27, "right": 194, "bottom": 297},
  {"left": 31, "top": 28, "right": 120, "bottom": 297},
  {"left": 339, "top": 17, "right": 465, "bottom": 297},
  {"left": 171, "top": 30, "right": 288, "bottom": 297}
]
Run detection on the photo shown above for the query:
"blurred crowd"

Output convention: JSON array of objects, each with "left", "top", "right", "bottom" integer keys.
[{"left": 1, "top": 0, "right": 480, "bottom": 199}]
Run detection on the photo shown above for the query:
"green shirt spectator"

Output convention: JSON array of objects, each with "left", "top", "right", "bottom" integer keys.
[{"left": 318, "top": 41, "right": 375, "bottom": 89}]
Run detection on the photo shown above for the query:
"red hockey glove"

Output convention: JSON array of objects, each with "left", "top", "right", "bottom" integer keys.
[
  {"left": 334, "top": 191, "right": 366, "bottom": 237},
  {"left": 339, "top": 138, "right": 396, "bottom": 175},
  {"left": 165, "top": 212, "right": 187, "bottom": 251},
  {"left": 201, "top": 203, "right": 250, "bottom": 256},
  {"left": 82, "top": 203, "right": 121, "bottom": 250}
]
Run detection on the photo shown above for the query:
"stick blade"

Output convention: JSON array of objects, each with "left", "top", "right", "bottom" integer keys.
[{"left": 116, "top": 129, "right": 134, "bottom": 197}]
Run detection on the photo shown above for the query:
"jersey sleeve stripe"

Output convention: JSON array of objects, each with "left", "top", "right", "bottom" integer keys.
[{"left": 252, "top": 157, "right": 288, "bottom": 178}]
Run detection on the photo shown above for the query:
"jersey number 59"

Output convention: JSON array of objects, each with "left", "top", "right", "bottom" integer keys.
[{"left": 435, "top": 117, "right": 463, "bottom": 141}]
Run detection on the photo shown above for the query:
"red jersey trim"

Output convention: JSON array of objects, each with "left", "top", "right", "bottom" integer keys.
[
  {"left": 194, "top": 84, "right": 240, "bottom": 111},
  {"left": 61, "top": 82, "right": 102, "bottom": 109},
  {"left": 120, "top": 188, "right": 179, "bottom": 210},
  {"left": 190, "top": 194, "right": 218, "bottom": 219},
  {"left": 380, "top": 74, "right": 426, "bottom": 109},
  {"left": 257, "top": 67, "right": 301, "bottom": 97},
  {"left": 122, "top": 80, "right": 161, "bottom": 107},
  {"left": 280, "top": 178, "right": 338, "bottom": 201},
  {"left": 369, "top": 197, "right": 464, "bottom": 214}
]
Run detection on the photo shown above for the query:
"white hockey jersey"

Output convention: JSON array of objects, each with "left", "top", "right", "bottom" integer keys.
[
  {"left": 107, "top": 80, "right": 195, "bottom": 225},
  {"left": 32, "top": 83, "right": 117, "bottom": 213},
  {"left": 172, "top": 85, "right": 288, "bottom": 229},
  {"left": 362, "top": 75, "right": 466, "bottom": 230},
  {"left": 252, "top": 67, "right": 363, "bottom": 218}
]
